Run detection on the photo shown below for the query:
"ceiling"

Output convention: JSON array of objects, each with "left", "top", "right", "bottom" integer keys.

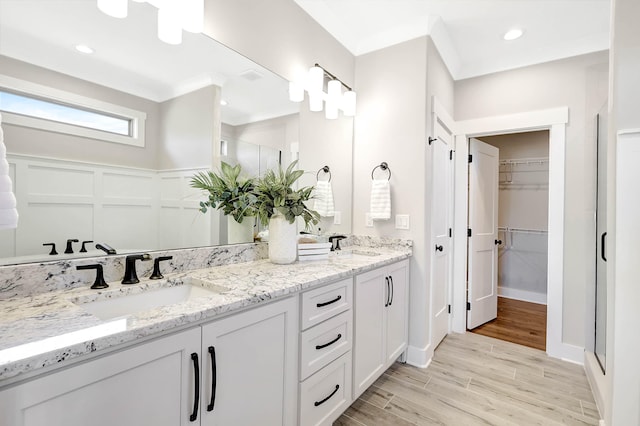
[
  {"left": 294, "top": 0, "right": 611, "bottom": 80},
  {"left": 0, "top": 0, "right": 295, "bottom": 125}
]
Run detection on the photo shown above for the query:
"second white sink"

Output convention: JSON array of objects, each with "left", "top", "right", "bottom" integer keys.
[{"left": 75, "top": 280, "right": 227, "bottom": 320}]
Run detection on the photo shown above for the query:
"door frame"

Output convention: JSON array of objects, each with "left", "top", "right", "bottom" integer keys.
[{"left": 451, "top": 107, "right": 583, "bottom": 363}]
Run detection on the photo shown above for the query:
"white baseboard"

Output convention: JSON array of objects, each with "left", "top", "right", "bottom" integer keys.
[
  {"left": 498, "top": 286, "right": 547, "bottom": 305},
  {"left": 406, "top": 343, "right": 433, "bottom": 368},
  {"left": 547, "top": 340, "right": 584, "bottom": 364},
  {"left": 584, "top": 351, "right": 607, "bottom": 422}
]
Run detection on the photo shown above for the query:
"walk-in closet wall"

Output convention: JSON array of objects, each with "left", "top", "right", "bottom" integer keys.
[{"left": 479, "top": 131, "right": 549, "bottom": 304}]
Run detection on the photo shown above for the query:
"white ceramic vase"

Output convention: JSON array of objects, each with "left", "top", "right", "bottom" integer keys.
[
  {"left": 268, "top": 214, "right": 297, "bottom": 264},
  {"left": 227, "top": 216, "right": 254, "bottom": 244}
]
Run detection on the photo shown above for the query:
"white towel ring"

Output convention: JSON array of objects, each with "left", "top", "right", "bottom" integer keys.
[
  {"left": 317, "top": 165, "right": 331, "bottom": 182},
  {"left": 371, "top": 162, "right": 391, "bottom": 180}
]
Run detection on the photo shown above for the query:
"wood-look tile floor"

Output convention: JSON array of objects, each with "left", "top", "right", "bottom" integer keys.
[
  {"left": 470, "top": 297, "right": 547, "bottom": 351},
  {"left": 334, "top": 332, "right": 600, "bottom": 425}
]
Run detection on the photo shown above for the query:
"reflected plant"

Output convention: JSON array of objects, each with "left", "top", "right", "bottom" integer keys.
[{"left": 190, "top": 162, "right": 257, "bottom": 223}]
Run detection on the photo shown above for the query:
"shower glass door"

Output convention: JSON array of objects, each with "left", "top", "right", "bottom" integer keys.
[{"left": 595, "top": 105, "right": 607, "bottom": 372}]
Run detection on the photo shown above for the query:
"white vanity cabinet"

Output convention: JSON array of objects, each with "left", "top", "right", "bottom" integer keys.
[
  {"left": 0, "top": 327, "right": 201, "bottom": 426},
  {"left": 353, "top": 259, "right": 409, "bottom": 399},
  {"left": 0, "top": 297, "right": 298, "bottom": 426},
  {"left": 298, "top": 278, "right": 353, "bottom": 426}
]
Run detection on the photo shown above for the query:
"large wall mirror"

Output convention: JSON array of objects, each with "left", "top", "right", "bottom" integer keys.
[{"left": 0, "top": 0, "right": 315, "bottom": 265}]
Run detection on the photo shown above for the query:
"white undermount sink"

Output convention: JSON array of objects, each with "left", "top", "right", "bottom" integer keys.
[{"left": 74, "top": 279, "right": 227, "bottom": 320}]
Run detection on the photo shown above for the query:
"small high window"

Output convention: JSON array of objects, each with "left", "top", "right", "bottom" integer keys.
[{"left": 0, "top": 75, "right": 146, "bottom": 147}]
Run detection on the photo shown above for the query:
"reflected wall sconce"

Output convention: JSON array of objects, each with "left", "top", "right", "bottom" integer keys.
[
  {"left": 97, "top": 0, "right": 204, "bottom": 45},
  {"left": 289, "top": 63, "right": 356, "bottom": 119}
]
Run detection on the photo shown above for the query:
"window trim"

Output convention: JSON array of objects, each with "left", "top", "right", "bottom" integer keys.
[{"left": 0, "top": 74, "right": 146, "bottom": 147}]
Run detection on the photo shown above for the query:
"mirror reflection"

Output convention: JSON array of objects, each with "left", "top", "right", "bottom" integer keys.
[{"left": 0, "top": 0, "right": 299, "bottom": 266}]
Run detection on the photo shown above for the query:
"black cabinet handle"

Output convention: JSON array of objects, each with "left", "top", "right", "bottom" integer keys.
[
  {"left": 389, "top": 276, "right": 394, "bottom": 306},
  {"left": 384, "top": 277, "right": 390, "bottom": 307},
  {"left": 435, "top": 244, "right": 443, "bottom": 252},
  {"left": 190, "top": 353, "right": 200, "bottom": 422},
  {"left": 495, "top": 239, "right": 502, "bottom": 245},
  {"left": 601, "top": 232, "right": 607, "bottom": 262},
  {"left": 314, "top": 384, "right": 340, "bottom": 407},
  {"left": 317, "top": 295, "right": 342, "bottom": 308},
  {"left": 207, "top": 346, "right": 216, "bottom": 412},
  {"left": 315, "top": 334, "right": 342, "bottom": 350}
]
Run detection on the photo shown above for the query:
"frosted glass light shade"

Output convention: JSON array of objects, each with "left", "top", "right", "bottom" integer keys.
[
  {"left": 289, "top": 81, "right": 304, "bottom": 103},
  {"left": 325, "top": 80, "right": 341, "bottom": 119},
  {"left": 182, "top": 0, "right": 204, "bottom": 33},
  {"left": 308, "top": 66, "right": 324, "bottom": 95},
  {"left": 342, "top": 90, "right": 356, "bottom": 116},
  {"left": 97, "top": 0, "right": 128, "bottom": 18},
  {"left": 158, "top": 5, "right": 182, "bottom": 45},
  {"left": 309, "top": 95, "right": 323, "bottom": 112}
]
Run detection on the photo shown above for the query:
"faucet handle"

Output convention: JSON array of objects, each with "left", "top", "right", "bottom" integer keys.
[
  {"left": 65, "top": 239, "right": 79, "bottom": 254},
  {"left": 43, "top": 243, "right": 58, "bottom": 255},
  {"left": 77, "top": 264, "right": 109, "bottom": 289},
  {"left": 150, "top": 256, "right": 173, "bottom": 280},
  {"left": 80, "top": 240, "right": 94, "bottom": 253}
]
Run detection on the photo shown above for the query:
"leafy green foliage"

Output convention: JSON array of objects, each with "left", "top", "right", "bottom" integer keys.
[
  {"left": 190, "top": 162, "right": 257, "bottom": 223},
  {"left": 254, "top": 161, "right": 320, "bottom": 227}
]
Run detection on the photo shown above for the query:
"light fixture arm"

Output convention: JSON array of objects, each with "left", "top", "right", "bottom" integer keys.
[{"left": 314, "top": 63, "right": 352, "bottom": 91}]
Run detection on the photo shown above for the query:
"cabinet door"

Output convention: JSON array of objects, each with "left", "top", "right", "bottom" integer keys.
[
  {"left": 200, "top": 297, "right": 298, "bottom": 426},
  {"left": 0, "top": 328, "right": 201, "bottom": 426},
  {"left": 352, "top": 269, "right": 386, "bottom": 399},
  {"left": 385, "top": 260, "right": 409, "bottom": 364}
]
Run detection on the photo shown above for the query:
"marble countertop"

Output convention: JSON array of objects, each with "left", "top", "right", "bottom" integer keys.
[{"left": 0, "top": 246, "right": 410, "bottom": 385}]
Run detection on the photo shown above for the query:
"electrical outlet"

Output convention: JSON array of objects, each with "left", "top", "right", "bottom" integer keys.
[
  {"left": 395, "top": 214, "right": 410, "bottom": 230},
  {"left": 333, "top": 211, "right": 341, "bottom": 225},
  {"left": 365, "top": 213, "right": 373, "bottom": 227}
]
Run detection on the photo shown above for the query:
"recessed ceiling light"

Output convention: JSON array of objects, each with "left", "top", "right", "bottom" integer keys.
[
  {"left": 220, "top": 99, "right": 228, "bottom": 106},
  {"left": 75, "top": 44, "right": 94, "bottom": 54},
  {"left": 503, "top": 28, "right": 524, "bottom": 41}
]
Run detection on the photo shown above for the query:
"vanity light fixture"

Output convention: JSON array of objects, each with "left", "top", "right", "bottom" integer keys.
[
  {"left": 97, "top": 0, "right": 204, "bottom": 45},
  {"left": 75, "top": 44, "right": 94, "bottom": 54},
  {"left": 288, "top": 63, "right": 357, "bottom": 118},
  {"left": 97, "top": 0, "right": 128, "bottom": 18},
  {"left": 503, "top": 28, "right": 524, "bottom": 41}
]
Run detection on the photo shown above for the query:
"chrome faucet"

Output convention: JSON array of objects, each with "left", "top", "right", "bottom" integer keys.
[{"left": 121, "top": 253, "right": 151, "bottom": 284}]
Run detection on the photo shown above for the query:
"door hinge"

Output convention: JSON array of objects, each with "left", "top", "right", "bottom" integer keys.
[
  {"left": 448, "top": 228, "right": 452, "bottom": 238},
  {"left": 449, "top": 150, "right": 453, "bottom": 160},
  {"left": 468, "top": 154, "right": 473, "bottom": 163},
  {"left": 448, "top": 304, "right": 451, "bottom": 314},
  {"left": 466, "top": 302, "right": 471, "bottom": 311},
  {"left": 467, "top": 228, "right": 472, "bottom": 237}
]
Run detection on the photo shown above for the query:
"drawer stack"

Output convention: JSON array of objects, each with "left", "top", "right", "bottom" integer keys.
[{"left": 298, "top": 278, "right": 353, "bottom": 426}]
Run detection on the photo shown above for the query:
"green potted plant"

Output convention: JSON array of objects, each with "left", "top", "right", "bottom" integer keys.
[
  {"left": 254, "top": 160, "right": 320, "bottom": 264},
  {"left": 190, "top": 161, "right": 257, "bottom": 244}
]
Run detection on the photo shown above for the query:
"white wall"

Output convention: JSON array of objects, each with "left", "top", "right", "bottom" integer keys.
[
  {"left": 455, "top": 51, "right": 609, "bottom": 349},
  {"left": 158, "top": 85, "right": 219, "bottom": 170},
  {"left": 352, "top": 36, "right": 454, "bottom": 365}
]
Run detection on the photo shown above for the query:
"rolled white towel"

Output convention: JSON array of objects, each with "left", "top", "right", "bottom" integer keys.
[
  {"left": 314, "top": 180, "right": 335, "bottom": 217},
  {"left": 0, "top": 175, "right": 12, "bottom": 192},
  {"left": 370, "top": 179, "right": 391, "bottom": 220},
  {"left": 0, "top": 207, "right": 18, "bottom": 230},
  {"left": 0, "top": 192, "right": 16, "bottom": 209}
]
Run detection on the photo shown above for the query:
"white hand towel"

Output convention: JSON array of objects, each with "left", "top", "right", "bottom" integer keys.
[
  {"left": 370, "top": 179, "right": 391, "bottom": 220},
  {"left": 314, "top": 180, "right": 335, "bottom": 217}
]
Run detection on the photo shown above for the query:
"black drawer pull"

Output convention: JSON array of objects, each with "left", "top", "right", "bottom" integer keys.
[
  {"left": 315, "top": 334, "right": 342, "bottom": 350},
  {"left": 389, "top": 276, "right": 394, "bottom": 306},
  {"left": 384, "top": 277, "right": 390, "bottom": 307},
  {"left": 314, "top": 384, "right": 340, "bottom": 407},
  {"left": 317, "top": 295, "right": 342, "bottom": 308},
  {"left": 207, "top": 346, "right": 216, "bottom": 412},
  {"left": 601, "top": 232, "right": 607, "bottom": 261},
  {"left": 190, "top": 353, "right": 200, "bottom": 422}
]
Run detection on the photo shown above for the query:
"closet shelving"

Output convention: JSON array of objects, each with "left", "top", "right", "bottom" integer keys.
[{"left": 499, "top": 156, "right": 549, "bottom": 187}]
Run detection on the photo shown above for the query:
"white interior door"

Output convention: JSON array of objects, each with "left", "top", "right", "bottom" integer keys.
[
  {"left": 467, "top": 138, "right": 499, "bottom": 329},
  {"left": 430, "top": 119, "right": 454, "bottom": 347}
]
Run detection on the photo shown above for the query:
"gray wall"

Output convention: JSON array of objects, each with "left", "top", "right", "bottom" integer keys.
[
  {"left": 0, "top": 55, "right": 160, "bottom": 169},
  {"left": 455, "top": 51, "right": 609, "bottom": 349}
]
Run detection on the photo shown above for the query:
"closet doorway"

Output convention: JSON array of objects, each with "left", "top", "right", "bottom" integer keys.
[{"left": 468, "top": 131, "right": 549, "bottom": 351}]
